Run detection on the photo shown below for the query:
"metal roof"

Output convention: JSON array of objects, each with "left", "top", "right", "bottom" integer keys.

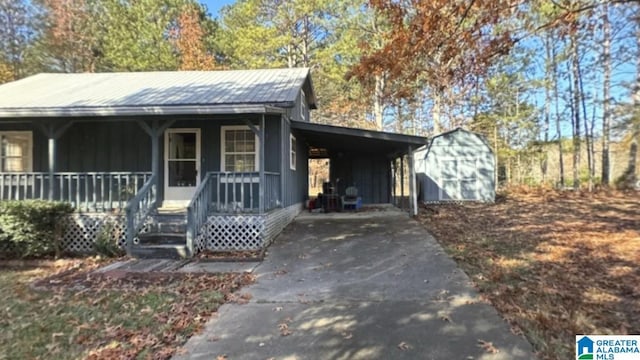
[
  {"left": 0, "top": 68, "right": 316, "bottom": 118},
  {"left": 290, "top": 120, "right": 429, "bottom": 157}
]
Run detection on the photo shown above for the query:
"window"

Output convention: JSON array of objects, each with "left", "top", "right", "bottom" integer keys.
[
  {"left": 221, "top": 126, "right": 258, "bottom": 172},
  {"left": 300, "top": 90, "right": 307, "bottom": 121},
  {"left": 1, "top": 132, "right": 32, "bottom": 172},
  {"left": 290, "top": 134, "right": 297, "bottom": 170}
]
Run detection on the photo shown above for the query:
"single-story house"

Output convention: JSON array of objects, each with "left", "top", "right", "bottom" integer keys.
[
  {"left": 414, "top": 128, "right": 495, "bottom": 203},
  {"left": 0, "top": 68, "right": 427, "bottom": 258}
]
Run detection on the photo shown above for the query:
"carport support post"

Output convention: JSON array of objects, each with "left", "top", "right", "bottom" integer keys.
[
  {"left": 400, "top": 156, "right": 405, "bottom": 209},
  {"left": 408, "top": 146, "right": 418, "bottom": 217},
  {"left": 391, "top": 160, "right": 396, "bottom": 207}
]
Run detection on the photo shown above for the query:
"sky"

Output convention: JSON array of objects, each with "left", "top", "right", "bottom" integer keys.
[{"left": 200, "top": 0, "right": 235, "bottom": 18}]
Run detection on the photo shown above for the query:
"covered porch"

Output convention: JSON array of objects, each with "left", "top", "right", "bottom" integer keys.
[{"left": 0, "top": 112, "right": 290, "bottom": 257}]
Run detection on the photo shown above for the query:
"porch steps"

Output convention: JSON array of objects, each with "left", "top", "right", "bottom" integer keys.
[{"left": 131, "top": 213, "right": 189, "bottom": 259}]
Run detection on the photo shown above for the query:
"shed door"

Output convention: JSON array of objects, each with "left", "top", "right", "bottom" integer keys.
[
  {"left": 164, "top": 129, "right": 201, "bottom": 205},
  {"left": 439, "top": 158, "right": 478, "bottom": 201}
]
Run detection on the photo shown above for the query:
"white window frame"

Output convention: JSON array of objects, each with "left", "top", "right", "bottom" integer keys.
[
  {"left": 0, "top": 131, "right": 33, "bottom": 172},
  {"left": 290, "top": 134, "right": 297, "bottom": 171},
  {"left": 220, "top": 125, "right": 259, "bottom": 173}
]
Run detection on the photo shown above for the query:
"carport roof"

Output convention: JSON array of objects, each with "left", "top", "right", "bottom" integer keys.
[{"left": 290, "top": 121, "right": 429, "bottom": 158}]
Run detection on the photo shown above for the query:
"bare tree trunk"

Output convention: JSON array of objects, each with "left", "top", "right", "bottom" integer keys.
[
  {"left": 287, "top": 43, "right": 294, "bottom": 68},
  {"left": 373, "top": 73, "right": 385, "bottom": 131},
  {"left": 301, "top": 15, "right": 310, "bottom": 67},
  {"left": 494, "top": 124, "right": 499, "bottom": 191},
  {"left": 432, "top": 90, "right": 442, "bottom": 134},
  {"left": 553, "top": 36, "right": 565, "bottom": 187},
  {"left": 601, "top": 2, "right": 612, "bottom": 185},
  {"left": 570, "top": 30, "right": 581, "bottom": 190},
  {"left": 541, "top": 35, "right": 553, "bottom": 183},
  {"left": 577, "top": 42, "right": 593, "bottom": 191}
]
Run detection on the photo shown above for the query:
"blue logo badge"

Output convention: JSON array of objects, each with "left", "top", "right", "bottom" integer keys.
[{"left": 577, "top": 336, "right": 594, "bottom": 360}]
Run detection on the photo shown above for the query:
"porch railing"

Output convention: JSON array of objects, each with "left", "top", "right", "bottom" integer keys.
[
  {"left": 0, "top": 172, "right": 152, "bottom": 212},
  {"left": 207, "top": 171, "right": 281, "bottom": 213},
  {"left": 186, "top": 172, "right": 215, "bottom": 256},
  {"left": 124, "top": 174, "right": 157, "bottom": 253},
  {"left": 185, "top": 171, "right": 281, "bottom": 255}
]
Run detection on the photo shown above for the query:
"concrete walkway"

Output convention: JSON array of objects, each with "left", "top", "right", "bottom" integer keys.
[{"left": 175, "top": 210, "right": 533, "bottom": 360}]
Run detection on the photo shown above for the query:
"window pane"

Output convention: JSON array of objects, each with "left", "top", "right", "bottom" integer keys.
[
  {"left": 236, "top": 140, "right": 247, "bottom": 152},
  {"left": 225, "top": 155, "right": 235, "bottom": 172},
  {"left": 168, "top": 132, "right": 196, "bottom": 160},
  {"left": 242, "top": 155, "right": 255, "bottom": 172},
  {"left": 3, "top": 157, "right": 27, "bottom": 172},
  {"left": 246, "top": 138, "right": 255, "bottom": 152},
  {"left": 168, "top": 160, "right": 197, "bottom": 187},
  {"left": 1, "top": 133, "right": 31, "bottom": 172}
]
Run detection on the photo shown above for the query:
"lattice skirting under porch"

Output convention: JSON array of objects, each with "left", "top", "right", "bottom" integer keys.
[
  {"left": 195, "top": 203, "right": 302, "bottom": 253},
  {"left": 61, "top": 214, "right": 150, "bottom": 253}
]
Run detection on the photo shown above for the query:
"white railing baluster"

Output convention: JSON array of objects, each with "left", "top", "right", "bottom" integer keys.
[{"left": 0, "top": 172, "right": 150, "bottom": 213}]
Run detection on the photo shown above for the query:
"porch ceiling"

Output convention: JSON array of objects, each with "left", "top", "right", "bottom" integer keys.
[{"left": 290, "top": 121, "right": 428, "bottom": 158}]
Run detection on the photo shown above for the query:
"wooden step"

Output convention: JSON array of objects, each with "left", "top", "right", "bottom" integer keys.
[
  {"left": 137, "top": 233, "right": 186, "bottom": 246},
  {"left": 131, "top": 244, "right": 190, "bottom": 259}
]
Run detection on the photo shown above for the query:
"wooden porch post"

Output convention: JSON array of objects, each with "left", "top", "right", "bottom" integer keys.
[
  {"left": 36, "top": 121, "right": 73, "bottom": 201},
  {"left": 408, "top": 145, "right": 418, "bottom": 217},
  {"left": 136, "top": 119, "right": 175, "bottom": 189},
  {"left": 151, "top": 120, "right": 160, "bottom": 179},
  {"left": 48, "top": 137, "right": 55, "bottom": 200},
  {"left": 259, "top": 115, "right": 265, "bottom": 213}
]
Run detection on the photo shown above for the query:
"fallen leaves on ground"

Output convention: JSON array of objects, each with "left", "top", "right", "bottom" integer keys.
[
  {"left": 278, "top": 317, "right": 293, "bottom": 336},
  {"left": 0, "top": 260, "right": 254, "bottom": 359},
  {"left": 196, "top": 249, "right": 263, "bottom": 261},
  {"left": 418, "top": 187, "right": 640, "bottom": 360},
  {"left": 477, "top": 339, "right": 499, "bottom": 354}
]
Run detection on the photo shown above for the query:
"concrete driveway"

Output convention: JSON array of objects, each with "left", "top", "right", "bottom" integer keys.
[{"left": 175, "top": 208, "right": 533, "bottom": 359}]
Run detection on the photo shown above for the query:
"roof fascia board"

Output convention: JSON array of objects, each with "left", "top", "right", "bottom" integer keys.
[
  {"left": 290, "top": 120, "right": 428, "bottom": 145},
  {"left": 0, "top": 104, "right": 286, "bottom": 118}
]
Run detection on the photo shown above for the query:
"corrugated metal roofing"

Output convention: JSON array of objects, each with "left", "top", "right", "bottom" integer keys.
[{"left": 0, "top": 68, "right": 313, "bottom": 117}]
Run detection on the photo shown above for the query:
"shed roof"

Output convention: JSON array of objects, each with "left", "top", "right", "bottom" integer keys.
[
  {"left": 0, "top": 68, "right": 316, "bottom": 118},
  {"left": 420, "top": 128, "right": 493, "bottom": 155}
]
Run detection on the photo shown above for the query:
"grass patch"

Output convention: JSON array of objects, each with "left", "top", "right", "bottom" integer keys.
[
  {"left": 418, "top": 188, "right": 640, "bottom": 360},
  {"left": 0, "top": 259, "right": 254, "bottom": 359}
]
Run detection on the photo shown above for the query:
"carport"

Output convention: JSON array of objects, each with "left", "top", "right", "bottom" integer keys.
[{"left": 290, "top": 121, "right": 429, "bottom": 215}]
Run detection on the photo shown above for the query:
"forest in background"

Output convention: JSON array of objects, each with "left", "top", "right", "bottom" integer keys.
[{"left": 1, "top": 0, "right": 639, "bottom": 189}]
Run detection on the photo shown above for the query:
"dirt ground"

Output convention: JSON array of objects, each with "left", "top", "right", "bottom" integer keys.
[{"left": 417, "top": 187, "right": 640, "bottom": 360}]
